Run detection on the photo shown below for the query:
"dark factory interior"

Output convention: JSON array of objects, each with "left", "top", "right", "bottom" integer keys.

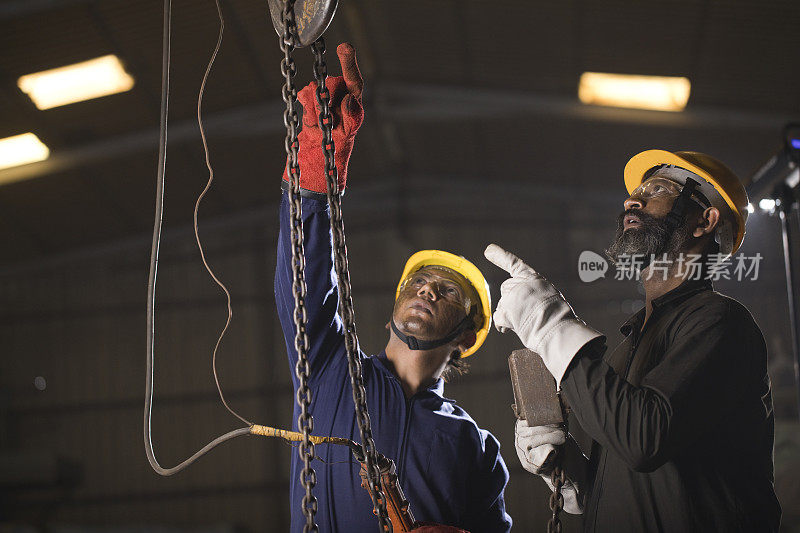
[{"left": 2, "top": 0, "right": 800, "bottom": 531}]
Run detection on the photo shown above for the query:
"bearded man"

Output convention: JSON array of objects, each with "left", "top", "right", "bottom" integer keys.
[{"left": 485, "top": 150, "right": 781, "bottom": 532}]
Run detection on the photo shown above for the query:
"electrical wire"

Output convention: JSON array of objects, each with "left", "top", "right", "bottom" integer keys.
[
  {"left": 143, "top": 0, "right": 355, "bottom": 477},
  {"left": 193, "top": 0, "right": 253, "bottom": 427},
  {"left": 144, "top": 0, "right": 250, "bottom": 477}
]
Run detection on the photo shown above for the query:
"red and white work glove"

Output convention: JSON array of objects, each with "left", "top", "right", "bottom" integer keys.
[
  {"left": 484, "top": 244, "right": 603, "bottom": 387},
  {"left": 515, "top": 419, "right": 587, "bottom": 515},
  {"left": 282, "top": 42, "right": 364, "bottom": 194}
]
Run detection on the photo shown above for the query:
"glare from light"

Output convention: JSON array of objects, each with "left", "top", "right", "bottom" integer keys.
[
  {"left": 0, "top": 133, "right": 50, "bottom": 171},
  {"left": 746, "top": 203, "right": 755, "bottom": 214},
  {"left": 17, "top": 55, "right": 135, "bottom": 110},
  {"left": 759, "top": 198, "right": 776, "bottom": 212},
  {"left": 578, "top": 72, "right": 691, "bottom": 112},
  {"left": 788, "top": 168, "right": 800, "bottom": 188}
]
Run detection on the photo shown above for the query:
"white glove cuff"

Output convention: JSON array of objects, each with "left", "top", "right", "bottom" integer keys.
[
  {"left": 536, "top": 319, "right": 603, "bottom": 387},
  {"left": 543, "top": 475, "right": 585, "bottom": 515}
]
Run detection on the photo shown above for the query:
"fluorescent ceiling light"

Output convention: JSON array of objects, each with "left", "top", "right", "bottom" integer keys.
[
  {"left": 759, "top": 198, "right": 776, "bottom": 212},
  {"left": 0, "top": 133, "right": 49, "bottom": 171},
  {"left": 579, "top": 72, "right": 691, "bottom": 112},
  {"left": 17, "top": 55, "right": 135, "bottom": 110}
]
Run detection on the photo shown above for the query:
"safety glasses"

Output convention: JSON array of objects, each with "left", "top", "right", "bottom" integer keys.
[
  {"left": 630, "top": 177, "right": 710, "bottom": 207},
  {"left": 400, "top": 267, "right": 474, "bottom": 309}
]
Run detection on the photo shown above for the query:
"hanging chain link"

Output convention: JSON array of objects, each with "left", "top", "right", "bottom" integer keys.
[
  {"left": 547, "top": 460, "right": 566, "bottom": 533},
  {"left": 280, "top": 2, "right": 318, "bottom": 531},
  {"left": 544, "top": 396, "right": 568, "bottom": 532},
  {"left": 310, "top": 38, "right": 392, "bottom": 533}
]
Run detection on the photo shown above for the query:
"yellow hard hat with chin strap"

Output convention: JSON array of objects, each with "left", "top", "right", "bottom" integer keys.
[
  {"left": 624, "top": 150, "right": 749, "bottom": 255},
  {"left": 394, "top": 250, "right": 492, "bottom": 358}
]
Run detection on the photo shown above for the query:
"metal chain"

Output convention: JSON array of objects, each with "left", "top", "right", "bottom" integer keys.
[
  {"left": 279, "top": 2, "right": 318, "bottom": 531},
  {"left": 544, "top": 395, "right": 569, "bottom": 532},
  {"left": 547, "top": 464, "right": 566, "bottom": 533},
  {"left": 310, "top": 38, "right": 392, "bottom": 533}
]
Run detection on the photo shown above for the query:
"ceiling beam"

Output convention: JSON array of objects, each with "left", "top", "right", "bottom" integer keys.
[
  {"left": 1, "top": 83, "right": 795, "bottom": 185},
  {"left": 0, "top": 0, "right": 96, "bottom": 20},
  {"left": 0, "top": 100, "right": 286, "bottom": 185},
  {"left": 379, "top": 82, "right": 797, "bottom": 131},
  {"left": 0, "top": 174, "right": 621, "bottom": 276}
]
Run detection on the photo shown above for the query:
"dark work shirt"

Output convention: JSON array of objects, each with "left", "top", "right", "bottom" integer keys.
[
  {"left": 275, "top": 193, "right": 512, "bottom": 532},
  {"left": 561, "top": 279, "right": 781, "bottom": 532}
]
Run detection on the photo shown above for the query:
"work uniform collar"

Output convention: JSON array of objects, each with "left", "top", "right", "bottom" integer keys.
[
  {"left": 619, "top": 278, "right": 713, "bottom": 336},
  {"left": 426, "top": 376, "right": 447, "bottom": 399},
  {"left": 374, "top": 351, "right": 456, "bottom": 403}
]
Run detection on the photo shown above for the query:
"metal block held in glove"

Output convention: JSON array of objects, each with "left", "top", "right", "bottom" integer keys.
[{"left": 508, "top": 348, "right": 563, "bottom": 425}]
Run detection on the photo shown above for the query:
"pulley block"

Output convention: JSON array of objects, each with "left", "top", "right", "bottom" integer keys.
[{"left": 268, "top": 0, "right": 338, "bottom": 47}]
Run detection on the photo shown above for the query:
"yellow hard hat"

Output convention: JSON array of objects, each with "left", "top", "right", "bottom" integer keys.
[
  {"left": 624, "top": 150, "right": 749, "bottom": 255},
  {"left": 396, "top": 250, "right": 492, "bottom": 358}
]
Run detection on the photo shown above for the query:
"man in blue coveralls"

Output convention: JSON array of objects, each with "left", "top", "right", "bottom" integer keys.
[{"left": 275, "top": 43, "right": 512, "bottom": 532}]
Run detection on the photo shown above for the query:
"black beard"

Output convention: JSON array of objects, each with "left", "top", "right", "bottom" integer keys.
[{"left": 605, "top": 209, "right": 693, "bottom": 265}]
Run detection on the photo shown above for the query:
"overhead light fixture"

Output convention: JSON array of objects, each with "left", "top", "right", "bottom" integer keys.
[
  {"left": 0, "top": 133, "right": 50, "bottom": 171},
  {"left": 17, "top": 55, "right": 135, "bottom": 110},
  {"left": 759, "top": 198, "right": 777, "bottom": 212},
  {"left": 578, "top": 72, "right": 691, "bottom": 112}
]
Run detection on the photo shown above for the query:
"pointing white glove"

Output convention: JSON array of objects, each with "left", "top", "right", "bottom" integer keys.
[
  {"left": 484, "top": 244, "right": 602, "bottom": 386},
  {"left": 516, "top": 419, "right": 587, "bottom": 515}
]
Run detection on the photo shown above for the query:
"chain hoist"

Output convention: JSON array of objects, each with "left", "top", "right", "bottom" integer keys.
[
  {"left": 312, "top": 37, "right": 392, "bottom": 533},
  {"left": 271, "top": 1, "right": 391, "bottom": 530},
  {"left": 277, "top": 2, "right": 318, "bottom": 529}
]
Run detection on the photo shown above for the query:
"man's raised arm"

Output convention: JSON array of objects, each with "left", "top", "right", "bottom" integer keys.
[{"left": 273, "top": 43, "right": 364, "bottom": 387}]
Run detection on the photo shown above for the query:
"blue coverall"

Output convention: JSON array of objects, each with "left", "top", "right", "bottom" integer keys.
[{"left": 275, "top": 193, "right": 512, "bottom": 532}]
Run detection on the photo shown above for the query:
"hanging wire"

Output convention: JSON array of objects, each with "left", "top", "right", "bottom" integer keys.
[
  {"left": 144, "top": 0, "right": 251, "bottom": 477},
  {"left": 144, "top": 0, "right": 359, "bottom": 478},
  {"left": 143, "top": 0, "right": 366, "bottom": 498},
  {"left": 192, "top": 0, "right": 253, "bottom": 427}
]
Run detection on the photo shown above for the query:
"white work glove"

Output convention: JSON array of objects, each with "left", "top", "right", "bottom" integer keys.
[
  {"left": 515, "top": 419, "right": 565, "bottom": 475},
  {"left": 516, "top": 419, "right": 586, "bottom": 515},
  {"left": 484, "top": 244, "right": 603, "bottom": 386},
  {"left": 543, "top": 472, "right": 584, "bottom": 515}
]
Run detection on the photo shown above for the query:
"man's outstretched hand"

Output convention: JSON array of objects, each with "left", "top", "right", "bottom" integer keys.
[
  {"left": 282, "top": 42, "right": 364, "bottom": 194},
  {"left": 484, "top": 244, "right": 603, "bottom": 386}
]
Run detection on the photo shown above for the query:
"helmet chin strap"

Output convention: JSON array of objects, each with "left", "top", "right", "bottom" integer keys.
[
  {"left": 391, "top": 315, "right": 473, "bottom": 351},
  {"left": 638, "top": 177, "right": 700, "bottom": 270}
]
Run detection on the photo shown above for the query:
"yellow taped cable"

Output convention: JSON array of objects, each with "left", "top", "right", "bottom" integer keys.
[{"left": 250, "top": 425, "right": 357, "bottom": 450}]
